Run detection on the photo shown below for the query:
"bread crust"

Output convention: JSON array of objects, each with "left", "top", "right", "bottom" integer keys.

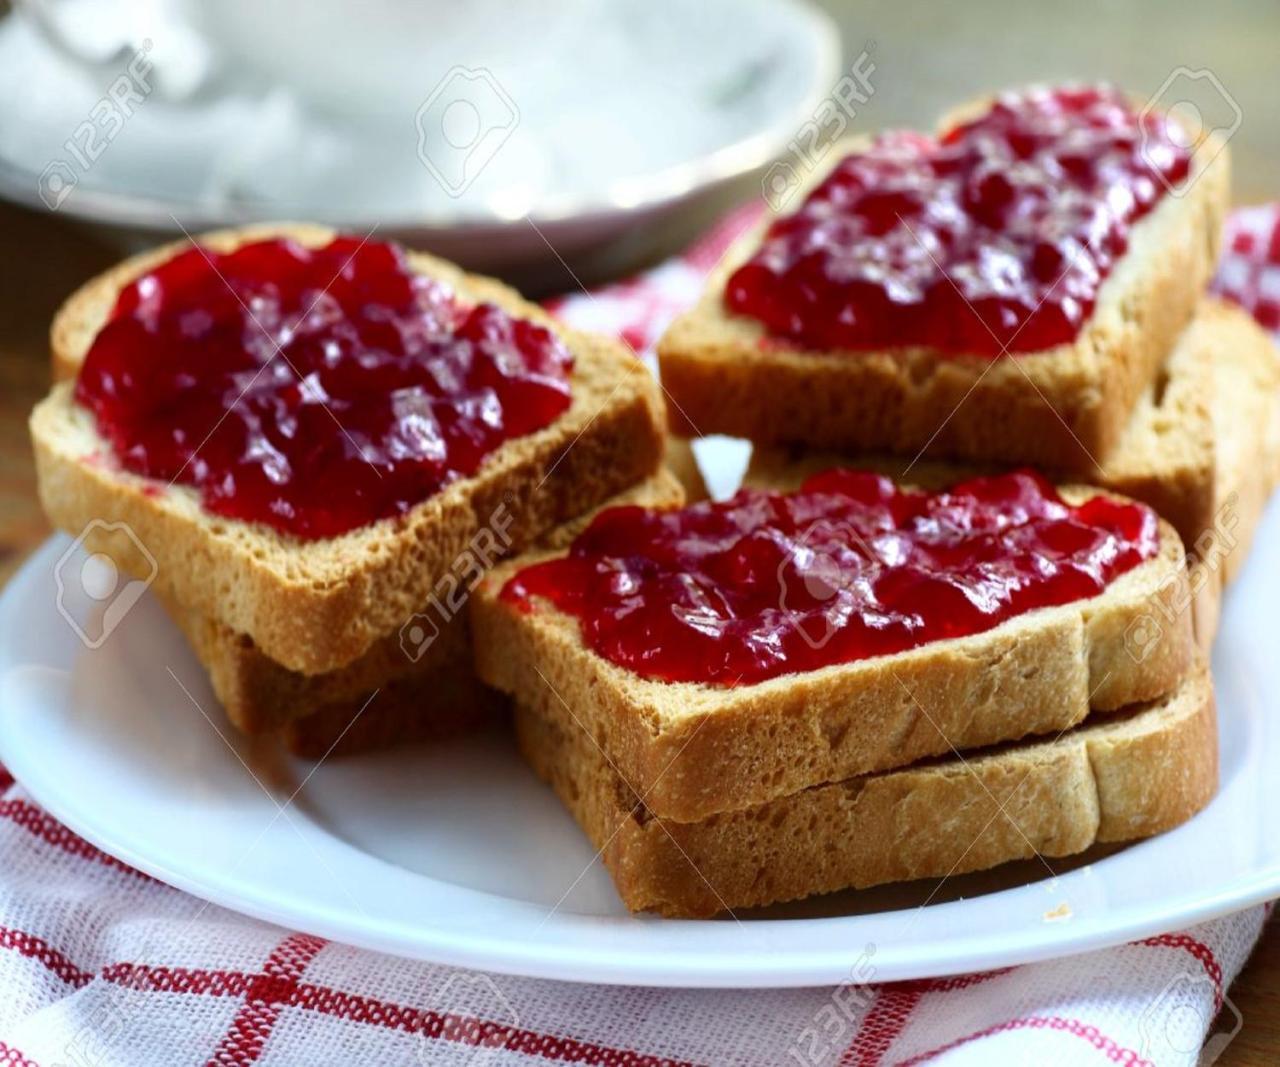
[
  {"left": 32, "top": 224, "right": 667, "bottom": 675},
  {"left": 517, "top": 665, "right": 1217, "bottom": 916},
  {"left": 472, "top": 475, "right": 1194, "bottom": 822},
  {"left": 657, "top": 126, "right": 1229, "bottom": 471}
]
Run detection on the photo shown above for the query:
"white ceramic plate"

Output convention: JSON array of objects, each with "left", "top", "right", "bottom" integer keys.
[
  {"left": 1, "top": 456, "right": 1277, "bottom": 988},
  {"left": 0, "top": 0, "right": 839, "bottom": 273}
]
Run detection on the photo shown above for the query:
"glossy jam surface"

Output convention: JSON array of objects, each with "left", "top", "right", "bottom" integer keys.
[
  {"left": 75, "top": 237, "right": 574, "bottom": 539},
  {"left": 725, "top": 85, "right": 1192, "bottom": 355},
  {"left": 503, "top": 470, "right": 1159, "bottom": 687}
]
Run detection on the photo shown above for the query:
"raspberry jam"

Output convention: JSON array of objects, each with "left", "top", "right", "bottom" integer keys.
[
  {"left": 74, "top": 237, "right": 574, "bottom": 539},
  {"left": 502, "top": 470, "right": 1159, "bottom": 687},
  {"left": 725, "top": 85, "right": 1192, "bottom": 355}
]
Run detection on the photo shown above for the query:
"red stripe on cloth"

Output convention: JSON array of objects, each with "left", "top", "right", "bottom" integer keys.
[
  {"left": 0, "top": 925, "right": 93, "bottom": 988},
  {"left": 288, "top": 983, "right": 698, "bottom": 1066},
  {"left": 0, "top": 1040, "right": 40, "bottom": 1067},
  {"left": 207, "top": 933, "right": 327, "bottom": 1067},
  {"left": 838, "top": 987, "right": 924, "bottom": 1067},
  {"left": 102, "top": 961, "right": 255, "bottom": 997},
  {"left": 837, "top": 968, "right": 1014, "bottom": 1067},
  {"left": 0, "top": 766, "right": 14, "bottom": 792},
  {"left": 892, "top": 1015, "right": 1154, "bottom": 1067},
  {"left": 101, "top": 958, "right": 696, "bottom": 1066},
  {"left": 0, "top": 799, "right": 154, "bottom": 883},
  {"left": 1136, "top": 933, "right": 1224, "bottom": 1010}
]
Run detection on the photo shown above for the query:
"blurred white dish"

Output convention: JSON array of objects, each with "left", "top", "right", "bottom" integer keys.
[{"left": 0, "top": 0, "right": 841, "bottom": 273}]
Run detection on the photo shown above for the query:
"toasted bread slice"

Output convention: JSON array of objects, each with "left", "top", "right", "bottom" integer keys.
[
  {"left": 162, "top": 469, "right": 686, "bottom": 742},
  {"left": 518, "top": 664, "right": 1216, "bottom": 917},
  {"left": 658, "top": 99, "right": 1228, "bottom": 471},
  {"left": 32, "top": 224, "right": 667, "bottom": 675},
  {"left": 473, "top": 472, "right": 1194, "bottom": 822}
]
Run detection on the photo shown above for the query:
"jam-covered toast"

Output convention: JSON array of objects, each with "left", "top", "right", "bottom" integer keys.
[
  {"left": 473, "top": 468, "right": 1193, "bottom": 822},
  {"left": 31, "top": 224, "right": 667, "bottom": 675},
  {"left": 658, "top": 86, "right": 1229, "bottom": 470}
]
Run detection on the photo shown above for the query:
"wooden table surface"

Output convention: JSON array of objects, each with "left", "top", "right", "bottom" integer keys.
[{"left": 1, "top": 191, "right": 1278, "bottom": 1061}]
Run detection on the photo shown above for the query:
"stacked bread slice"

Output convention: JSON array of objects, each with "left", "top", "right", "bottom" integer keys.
[
  {"left": 473, "top": 88, "right": 1279, "bottom": 915},
  {"left": 32, "top": 224, "right": 681, "bottom": 755}
]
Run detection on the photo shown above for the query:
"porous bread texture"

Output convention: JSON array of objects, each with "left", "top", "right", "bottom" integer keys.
[
  {"left": 160, "top": 470, "right": 686, "bottom": 739},
  {"left": 657, "top": 116, "right": 1229, "bottom": 471},
  {"left": 31, "top": 223, "right": 667, "bottom": 675},
  {"left": 472, "top": 474, "right": 1194, "bottom": 822},
  {"left": 518, "top": 664, "right": 1216, "bottom": 917}
]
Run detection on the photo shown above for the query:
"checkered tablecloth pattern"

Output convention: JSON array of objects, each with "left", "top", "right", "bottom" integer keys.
[{"left": 2, "top": 203, "right": 1278, "bottom": 1066}]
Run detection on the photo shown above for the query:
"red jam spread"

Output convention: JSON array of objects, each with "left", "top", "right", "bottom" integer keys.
[
  {"left": 502, "top": 469, "right": 1159, "bottom": 687},
  {"left": 74, "top": 237, "right": 574, "bottom": 539},
  {"left": 725, "top": 85, "right": 1192, "bottom": 355}
]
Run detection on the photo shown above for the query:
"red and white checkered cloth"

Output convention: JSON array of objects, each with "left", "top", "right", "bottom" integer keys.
[{"left": 2, "top": 203, "right": 1278, "bottom": 1067}]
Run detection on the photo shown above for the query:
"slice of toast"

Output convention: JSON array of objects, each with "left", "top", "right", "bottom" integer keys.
[
  {"left": 517, "top": 663, "right": 1216, "bottom": 917},
  {"left": 472, "top": 474, "right": 1194, "bottom": 822},
  {"left": 31, "top": 224, "right": 667, "bottom": 675},
  {"left": 658, "top": 96, "right": 1229, "bottom": 471},
  {"left": 163, "top": 469, "right": 686, "bottom": 743}
]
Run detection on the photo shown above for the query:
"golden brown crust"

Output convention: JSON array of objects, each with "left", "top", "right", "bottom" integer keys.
[
  {"left": 517, "top": 665, "right": 1216, "bottom": 916},
  {"left": 472, "top": 471, "right": 1195, "bottom": 822},
  {"left": 32, "top": 224, "right": 668, "bottom": 675},
  {"left": 657, "top": 128, "right": 1229, "bottom": 471}
]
